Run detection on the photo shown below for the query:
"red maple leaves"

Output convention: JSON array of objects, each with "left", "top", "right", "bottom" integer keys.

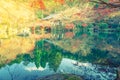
[
  {"left": 82, "top": 23, "right": 88, "bottom": 27},
  {"left": 65, "top": 23, "right": 75, "bottom": 30},
  {"left": 31, "top": 0, "right": 46, "bottom": 10},
  {"left": 31, "top": 0, "right": 65, "bottom": 10},
  {"left": 65, "top": 32, "right": 74, "bottom": 38}
]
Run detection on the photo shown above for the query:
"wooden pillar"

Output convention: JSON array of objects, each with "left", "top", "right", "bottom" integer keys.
[
  {"left": 116, "top": 67, "right": 120, "bottom": 80},
  {"left": 118, "top": 67, "right": 120, "bottom": 80},
  {"left": 40, "top": 26, "right": 45, "bottom": 34},
  {"left": 31, "top": 26, "right": 35, "bottom": 34}
]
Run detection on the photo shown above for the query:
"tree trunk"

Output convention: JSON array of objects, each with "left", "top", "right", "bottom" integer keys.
[{"left": 116, "top": 67, "right": 120, "bottom": 80}]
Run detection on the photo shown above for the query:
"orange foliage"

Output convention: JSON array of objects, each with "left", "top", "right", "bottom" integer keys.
[
  {"left": 31, "top": 26, "right": 35, "bottom": 34},
  {"left": 109, "top": 0, "right": 119, "bottom": 3},
  {"left": 72, "top": 46, "right": 77, "bottom": 49},
  {"left": 54, "top": 0, "right": 65, "bottom": 4},
  {"left": 31, "top": 0, "right": 46, "bottom": 10},
  {"left": 65, "top": 23, "right": 75, "bottom": 30},
  {"left": 65, "top": 32, "right": 74, "bottom": 38},
  {"left": 82, "top": 23, "right": 88, "bottom": 27},
  {"left": 74, "top": 13, "right": 82, "bottom": 16},
  {"left": 82, "top": 34, "right": 87, "bottom": 37}
]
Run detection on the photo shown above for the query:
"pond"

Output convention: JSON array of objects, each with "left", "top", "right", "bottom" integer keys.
[{"left": 0, "top": 28, "right": 120, "bottom": 80}]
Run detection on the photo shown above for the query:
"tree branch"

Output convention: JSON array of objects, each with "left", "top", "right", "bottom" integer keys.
[{"left": 90, "top": 0, "right": 120, "bottom": 8}]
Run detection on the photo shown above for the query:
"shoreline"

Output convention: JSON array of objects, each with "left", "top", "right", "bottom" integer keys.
[{"left": 36, "top": 73, "right": 83, "bottom": 80}]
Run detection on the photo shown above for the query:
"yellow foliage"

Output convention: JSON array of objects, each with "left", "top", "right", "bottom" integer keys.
[
  {"left": 0, "top": 0, "right": 36, "bottom": 28},
  {"left": 0, "top": 36, "right": 35, "bottom": 61}
]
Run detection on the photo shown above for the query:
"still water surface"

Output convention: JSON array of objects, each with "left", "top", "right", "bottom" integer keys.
[{"left": 0, "top": 29, "right": 120, "bottom": 80}]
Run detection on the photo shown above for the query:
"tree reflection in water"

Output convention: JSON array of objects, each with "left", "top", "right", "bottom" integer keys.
[{"left": 0, "top": 29, "right": 119, "bottom": 80}]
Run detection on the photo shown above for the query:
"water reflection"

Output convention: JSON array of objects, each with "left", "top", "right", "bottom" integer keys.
[
  {"left": 0, "top": 28, "right": 120, "bottom": 80},
  {"left": 0, "top": 59, "right": 117, "bottom": 80}
]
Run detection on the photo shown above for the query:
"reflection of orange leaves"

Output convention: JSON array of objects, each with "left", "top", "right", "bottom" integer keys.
[
  {"left": 72, "top": 46, "right": 77, "bottom": 49},
  {"left": 65, "top": 32, "right": 74, "bottom": 38},
  {"left": 54, "top": 0, "right": 65, "bottom": 4},
  {"left": 31, "top": 0, "right": 46, "bottom": 10},
  {"left": 75, "top": 39, "right": 82, "bottom": 44},
  {"left": 96, "top": 16, "right": 103, "bottom": 21},
  {"left": 73, "top": 40, "right": 82, "bottom": 49},
  {"left": 82, "top": 34, "right": 87, "bottom": 37},
  {"left": 82, "top": 23, "right": 87, "bottom": 27},
  {"left": 65, "top": 23, "right": 75, "bottom": 30},
  {"left": 31, "top": 33, "right": 51, "bottom": 40},
  {"left": 31, "top": 26, "right": 35, "bottom": 34}
]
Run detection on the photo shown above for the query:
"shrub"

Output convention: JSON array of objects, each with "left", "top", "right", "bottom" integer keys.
[{"left": 98, "top": 22, "right": 108, "bottom": 29}]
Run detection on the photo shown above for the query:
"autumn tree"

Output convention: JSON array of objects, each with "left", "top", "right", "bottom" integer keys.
[{"left": 31, "top": 0, "right": 46, "bottom": 10}]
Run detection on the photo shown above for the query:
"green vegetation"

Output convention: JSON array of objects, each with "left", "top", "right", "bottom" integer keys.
[{"left": 49, "top": 52, "right": 62, "bottom": 71}]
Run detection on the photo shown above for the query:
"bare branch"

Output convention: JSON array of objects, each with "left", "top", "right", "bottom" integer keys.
[{"left": 90, "top": 0, "right": 120, "bottom": 8}]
